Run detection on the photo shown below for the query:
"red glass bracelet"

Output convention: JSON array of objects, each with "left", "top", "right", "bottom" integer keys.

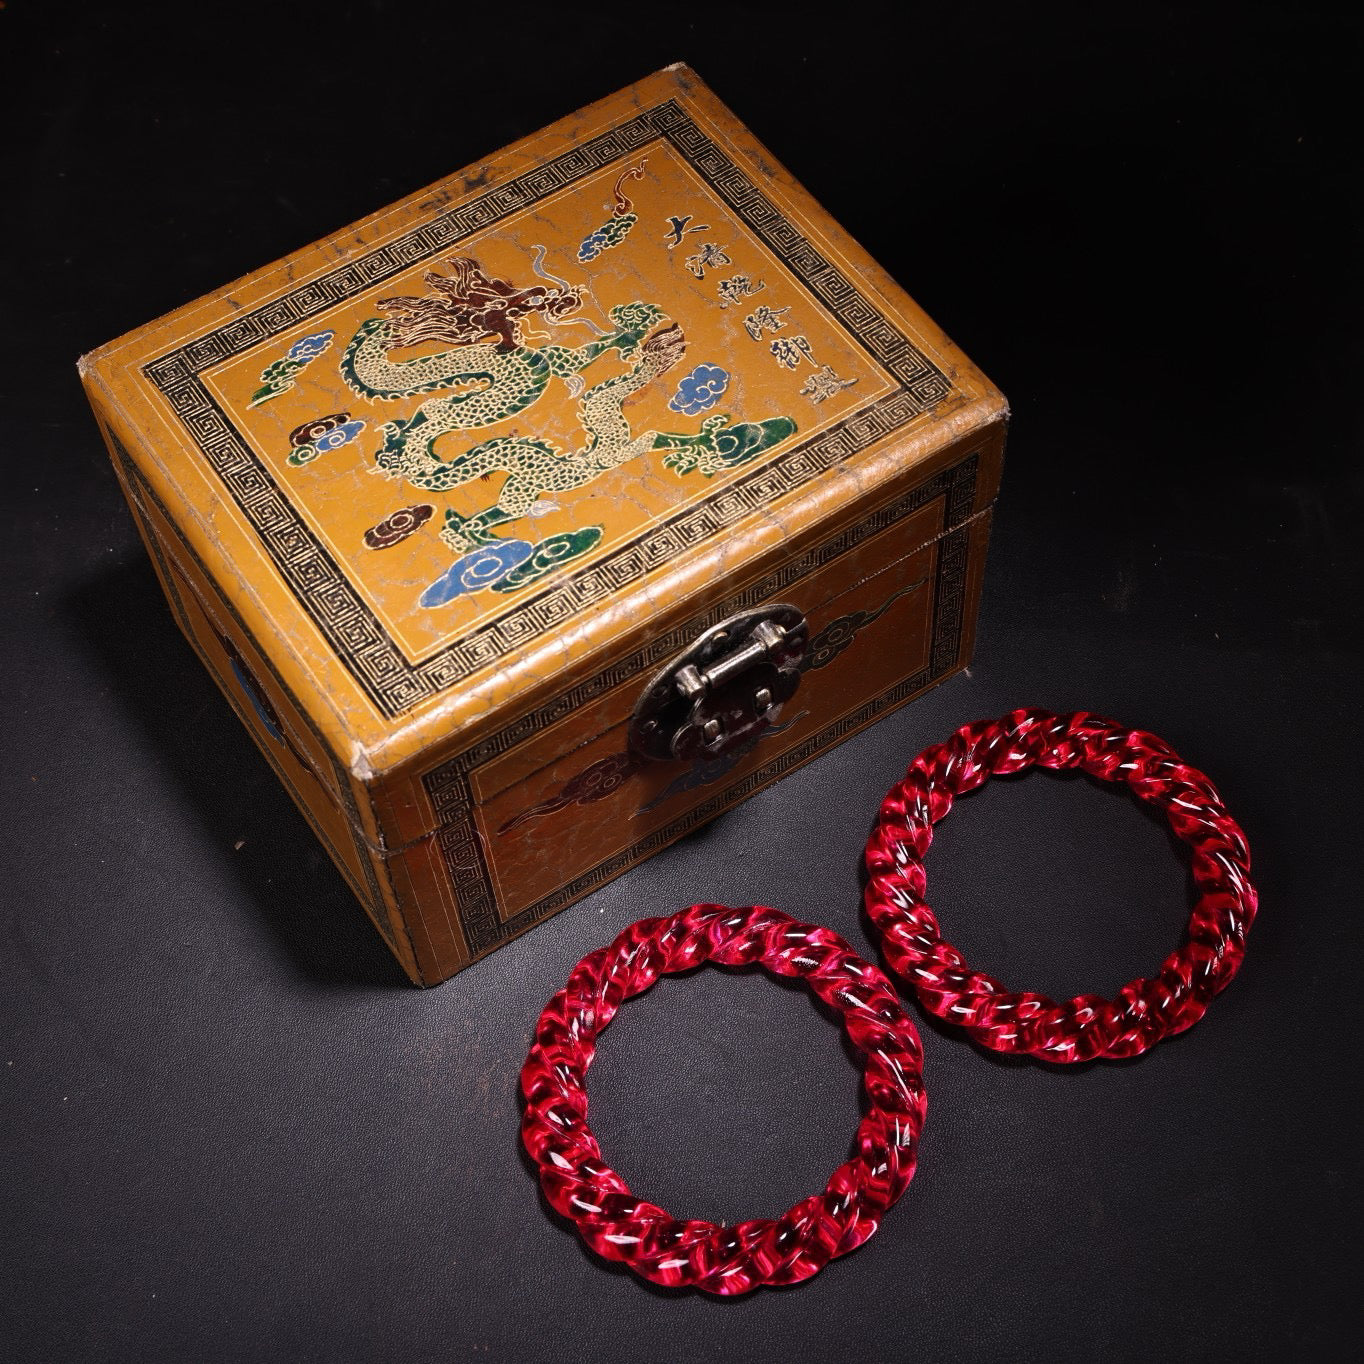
[
  {"left": 864, "top": 709, "right": 1258, "bottom": 1062},
  {"left": 519, "top": 905, "right": 927, "bottom": 1295}
]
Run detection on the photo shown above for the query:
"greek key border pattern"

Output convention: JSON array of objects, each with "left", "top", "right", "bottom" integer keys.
[
  {"left": 142, "top": 99, "right": 952, "bottom": 719},
  {"left": 422, "top": 451, "right": 980, "bottom": 957}
]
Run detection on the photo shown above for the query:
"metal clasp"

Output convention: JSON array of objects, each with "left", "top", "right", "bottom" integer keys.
[{"left": 629, "top": 605, "right": 808, "bottom": 762}]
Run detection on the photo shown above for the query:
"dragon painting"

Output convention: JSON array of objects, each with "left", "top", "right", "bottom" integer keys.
[{"left": 338, "top": 250, "right": 796, "bottom": 599}]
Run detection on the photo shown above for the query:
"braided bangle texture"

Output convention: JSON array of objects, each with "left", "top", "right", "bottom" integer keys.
[
  {"left": 520, "top": 905, "right": 927, "bottom": 1295},
  {"left": 864, "top": 708, "right": 1258, "bottom": 1062}
]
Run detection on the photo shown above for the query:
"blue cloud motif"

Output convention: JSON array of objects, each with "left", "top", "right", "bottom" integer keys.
[
  {"left": 668, "top": 363, "right": 730, "bottom": 415},
  {"left": 577, "top": 212, "right": 637, "bottom": 262},
  {"left": 419, "top": 539, "right": 535, "bottom": 608},
  {"left": 229, "top": 657, "right": 283, "bottom": 742},
  {"left": 578, "top": 230, "right": 610, "bottom": 263},
  {"left": 312, "top": 419, "right": 365, "bottom": 453},
  {"left": 286, "top": 330, "right": 335, "bottom": 363}
]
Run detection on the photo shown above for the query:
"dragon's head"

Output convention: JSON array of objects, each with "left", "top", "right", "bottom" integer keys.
[{"left": 538, "top": 287, "right": 586, "bottom": 324}]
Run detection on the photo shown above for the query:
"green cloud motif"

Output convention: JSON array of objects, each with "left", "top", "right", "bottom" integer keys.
[{"left": 491, "top": 526, "right": 604, "bottom": 593}]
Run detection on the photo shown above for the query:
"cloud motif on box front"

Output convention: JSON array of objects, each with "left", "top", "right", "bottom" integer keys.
[
  {"left": 290, "top": 413, "right": 349, "bottom": 446},
  {"left": 285, "top": 412, "right": 366, "bottom": 467},
  {"left": 286, "top": 332, "right": 334, "bottom": 363},
  {"left": 490, "top": 527, "right": 602, "bottom": 593},
  {"left": 312, "top": 420, "right": 365, "bottom": 452},
  {"left": 250, "top": 330, "right": 336, "bottom": 406},
  {"left": 419, "top": 540, "right": 535, "bottom": 607},
  {"left": 578, "top": 215, "right": 636, "bottom": 262},
  {"left": 364, "top": 503, "right": 434, "bottom": 550},
  {"left": 577, "top": 158, "right": 648, "bottom": 262},
  {"left": 668, "top": 363, "right": 730, "bottom": 415}
]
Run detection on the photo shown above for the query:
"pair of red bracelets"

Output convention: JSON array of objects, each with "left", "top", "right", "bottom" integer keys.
[{"left": 520, "top": 709, "right": 1258, "bottom": 1295}]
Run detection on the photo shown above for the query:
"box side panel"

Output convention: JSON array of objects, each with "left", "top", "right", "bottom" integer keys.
[
  {"left": 376, "top": 832, "right": 474, "bottom": 986},
  {"left": 89, "top": 404, "right": 423, "bottom": 984},
  {"left": 372, "top": 419, "right": 1003, "bottom": 983}
]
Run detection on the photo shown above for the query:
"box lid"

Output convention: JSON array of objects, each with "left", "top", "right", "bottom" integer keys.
[{"left": 80, "top": 63, "right": 1005, "bottom": 790}]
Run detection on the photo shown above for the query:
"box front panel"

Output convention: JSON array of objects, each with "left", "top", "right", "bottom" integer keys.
[{"left": 410, "top": 437, "right": 995, "bottom": 979}]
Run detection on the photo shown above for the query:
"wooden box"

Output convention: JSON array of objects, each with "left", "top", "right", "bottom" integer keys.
[{"left": 78, "top": 65, "right": 1007, "bottom": 985}]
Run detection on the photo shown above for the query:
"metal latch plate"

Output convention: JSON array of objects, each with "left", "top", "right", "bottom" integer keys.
[{"left": 629, "top": 604, "right": 808, "bottom": 762}]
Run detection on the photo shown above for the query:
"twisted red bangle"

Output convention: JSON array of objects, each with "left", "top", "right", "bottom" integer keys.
[
  {"left": 522, "top": 710, "right": 1257, "bottom": 1290},
  {"left": 864, "top": 708, "right": 1258, "bottom": 1062},
  {"left": 519, "top": 905, "right": 927, "bottom": 1295}
]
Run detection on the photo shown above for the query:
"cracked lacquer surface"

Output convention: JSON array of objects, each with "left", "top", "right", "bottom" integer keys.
[
  {"left": 200, "top": 136, "right": 887, "bottom": 663},
  {"left": 80, "top": 65, "right": 1005, "bottom": 984}
]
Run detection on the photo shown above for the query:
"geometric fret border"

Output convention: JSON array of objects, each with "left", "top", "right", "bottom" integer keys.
[
  {"left": 143, "top": 100, "right": 954, "bottom": 719},
  {"left": 421, "top": 451, "right": 981, "bottom": 958}
]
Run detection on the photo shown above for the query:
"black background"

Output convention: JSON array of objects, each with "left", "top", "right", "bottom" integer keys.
[{"left": 2, "top": 3, "right": 1360, "bottom": 1360}]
